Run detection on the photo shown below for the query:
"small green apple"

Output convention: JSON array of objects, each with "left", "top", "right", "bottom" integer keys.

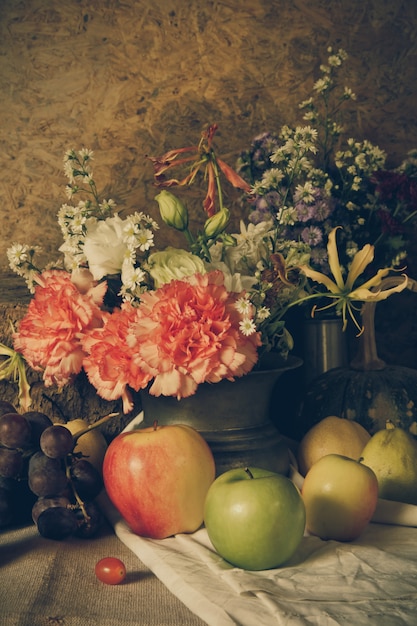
[
  {"left": 301, "top": 454, "right": 378, "bottom": 541},
  {"left": 203, "top": 467, "right": 306, "bottom": 570}
]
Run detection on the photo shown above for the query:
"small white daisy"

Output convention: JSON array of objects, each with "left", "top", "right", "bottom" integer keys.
[{"left": 239, "top": 318, "right": 257, "bottom": 336}]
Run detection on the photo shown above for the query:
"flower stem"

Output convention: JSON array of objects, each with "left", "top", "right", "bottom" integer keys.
[
  {"left": 183, "top": 228, "right": 195, "bottom": 247},
  {"left": 210, "top": 152, "right": 224, "bottom": 210}
]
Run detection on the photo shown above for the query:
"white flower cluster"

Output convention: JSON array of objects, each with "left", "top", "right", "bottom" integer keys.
[
  {"left": 58, "top": 150, "right": 159, "bottom": 303},
  {"left": 314, "top": 48, "right": 350, "bottom": 95},
  {"left": 7, "top": 243, "right": 43, "bottom": 293},
  {"left": 211, "top": 220, "right": 274, "bottom": 275},
  {"left": 335, "top": 139, "right": 386, "bottom": 201},
  {"left": 8, "top": 149, "right": 159, "bottom": 302},
  {"left": 209, "top": 219, "right": 309, "bottom": 347}
]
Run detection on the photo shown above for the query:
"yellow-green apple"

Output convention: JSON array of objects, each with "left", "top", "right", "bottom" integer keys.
[
  {"left": 204, "top": 467, "right": 306, "bottom": 570},
  {"left": 102, "top": 423, "right": 215, "bottom": 538},
  {"left": 301, "top": 454, "right": 378, "bottom": 541}
]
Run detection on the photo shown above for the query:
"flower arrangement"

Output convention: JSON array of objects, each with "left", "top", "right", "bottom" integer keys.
[
  {"left": 4, "top": 48, "right": 410, "bottom": 413},
  {"left": 237, "top": 47, "right": 417, "bottom": 278}
]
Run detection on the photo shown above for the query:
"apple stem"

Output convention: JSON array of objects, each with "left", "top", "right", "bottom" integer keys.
[
  {"left": 153, "top": 420, "right": 159, "bottom": 431},
  {"left": 72, "top": 412, "right": 120, "bottom": 443},
  {"left": 244, "top": 467, "right": 254, "bottom": 479}
]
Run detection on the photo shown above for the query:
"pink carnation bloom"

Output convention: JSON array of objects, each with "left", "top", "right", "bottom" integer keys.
[
  {"left": 81, "top": 304, "right": 152, "bottom": 414},
  {"left": 131, "top": 270, "right": 261, "bottom": 399},
  {"left": 81, "top": 271, "right": 261, "bottom": 405},
  {"left": 13, "top": 270, "right": 106, "bottom": 388}
]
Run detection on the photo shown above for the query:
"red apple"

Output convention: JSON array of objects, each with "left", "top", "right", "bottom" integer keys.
[
  {"left": 102, "top": 423, "right": 215, "bottom": 538},
  {"left": 301, "top": 454, "right": 378, "bottom": 541}
]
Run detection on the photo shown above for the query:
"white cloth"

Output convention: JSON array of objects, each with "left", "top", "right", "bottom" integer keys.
[{"left": 99, "top": 415, "right": 417, "bottom": 626}]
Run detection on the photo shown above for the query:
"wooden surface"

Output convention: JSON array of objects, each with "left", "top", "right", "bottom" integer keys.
[{"left": 0, "top": 0, "right": 417, "bottom": 270}]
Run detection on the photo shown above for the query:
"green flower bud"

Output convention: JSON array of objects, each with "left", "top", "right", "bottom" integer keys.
[
  {"left": 155, "top": 190, "right": 189, "bottom": 231},
  {"left": 220, "top": 233, "right": 237, "bottom": 247},
  {"left": 203, "top": 207, "right": 230, "bottom": 239}
]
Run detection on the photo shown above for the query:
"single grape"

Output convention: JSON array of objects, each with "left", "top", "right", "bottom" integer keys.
[
  {"left": 0, "top": 401, "right": 17, "bottom": 417},
  {"left": 70, "top": 459, "right": 103, "bottom": 501},
  {"left": 0, "top": 413, "right": 32, "bottom": 449},
  {"left": 0, "top": 447, "right": 24, "bottom": 478},
  {"left": 40, "top": 425, "right": 75, "bottom": 459},
  {"left": 23, "top": 411, "right": 53, "bottom": 443},
  {"left": 75, "top": 501, "right": 103, "bottom": 538},
  {"left": 28, "top": 451, "right": 68, "bottom": 497},
  {"left": 36, "top": 505, "right": 78, "bottom": 540},
  {"left": 32, "top": 495, "right": 73, "bottom": 524},
  {"left": 0, "top": 486, "right": 13, "bottom": 528}
]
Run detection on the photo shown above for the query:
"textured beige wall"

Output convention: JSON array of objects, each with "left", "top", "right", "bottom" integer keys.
[{"left": 1, "top": 0, "right": 417, "bottom": 272}]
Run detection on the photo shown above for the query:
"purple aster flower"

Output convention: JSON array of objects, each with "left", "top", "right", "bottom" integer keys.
[
  {"left": 248, "top": 132, "right": 281, "bottom": 169},
  {"left": 249, "top": 209, "right": 270, "bottom": 225},
  {"left": 301, "top": 225, "right": 323, "bottom": 246},
  {"left": 249, "top": 191, "right": 282, "bottom": 223},
  {"left": 294, "top": 201, "right": 315, "bottom": 222},
  {"left": 311, "top": 197, "right": 334, "bottom": 221},
  {"left": 310, "top": 246, "right": 329, "bottom": 270},
  {"left": 256, "top": 196, "right": 271, "bottom": 211}
]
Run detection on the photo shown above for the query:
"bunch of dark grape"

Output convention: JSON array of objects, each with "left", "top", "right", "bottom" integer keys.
[
  {"left": 0, "top": 400, "right": 47, "bottom": 527},
  {"left": 0, "top": 401, "right": 104, "bottom": 540}
]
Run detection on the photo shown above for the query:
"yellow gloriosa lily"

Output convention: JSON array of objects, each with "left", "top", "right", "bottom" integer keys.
[
  {"left": 299, "top": 227, "right": 408, "bottom": 334},
  {"left": 0, "top": 342, "right": 31, "bottom": 411}
]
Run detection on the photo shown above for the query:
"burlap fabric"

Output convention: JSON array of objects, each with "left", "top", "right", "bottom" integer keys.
[{"left": 0, "top": 521, "right": 206, "bottom": 626}]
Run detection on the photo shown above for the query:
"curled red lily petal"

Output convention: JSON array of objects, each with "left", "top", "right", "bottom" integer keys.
[
  {"left": 148, "top": 123, "right": 251, "bottom": 214},
  {"left": 149, "top": 153, "right": 198, "bottom": 182},
  {"left": 217, "top": 158, "right": 251, "bottom": 193},
  {"left": 201, "top": 123, "right": 218, "bottom": 149},
  {"left": 203, "top": 162, "right": 217, "bottom": 217},
  {"left": 154, "top": 168, "right": 200, "bottom": 188},
  {"left": 148, "top": 146, "right": 198, "bottom": 170},
  {"left": 270, "top": 253, "right": 294, "bottom": 286}
]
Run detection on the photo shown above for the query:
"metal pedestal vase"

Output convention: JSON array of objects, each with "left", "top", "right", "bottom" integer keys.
[
  {"left": 299, "top": 277, "right": 417, "bottom": 437},
  {"left": 140, "top": 355, "right": 302, "bottom": 476},
  {"left": 302, "top": 318, "right": 349, "bottom": 385}
]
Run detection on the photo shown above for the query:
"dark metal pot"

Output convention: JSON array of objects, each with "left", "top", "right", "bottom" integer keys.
[{"left": 140, "top": 355, "right": 302, "bottom": 476}]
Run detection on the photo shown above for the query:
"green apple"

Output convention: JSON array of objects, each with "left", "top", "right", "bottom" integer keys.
[
  {"left": 301, "top": 454, "right": 378, "bottom": 541},
  {"left": 203, "top": 467, "right": 306, "bottom": 570}
]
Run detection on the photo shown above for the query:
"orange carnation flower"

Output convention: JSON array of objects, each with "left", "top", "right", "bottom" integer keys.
[
  {"left": 81, "top": 271, "right": 261, "bottom": 405},
  {"left": 13, "top": 270, "right": 106, "bottom": 388},
  {"left": 81, "top": 303, "right": 152, "bottom": 414},
  {"left": 132, "top": 271, "right": 261, "bottom": 399}
]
